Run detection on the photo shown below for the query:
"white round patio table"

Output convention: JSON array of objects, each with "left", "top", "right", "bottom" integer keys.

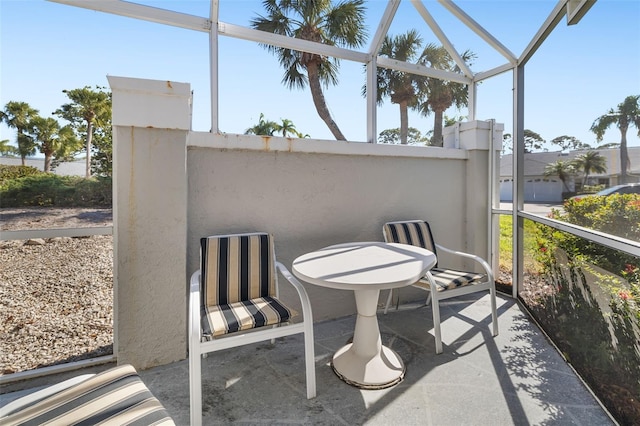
[{"left": 292, "top": 241, "right": 436, "bottom": 389}]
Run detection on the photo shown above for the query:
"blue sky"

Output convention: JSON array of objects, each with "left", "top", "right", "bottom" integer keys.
[{"left": 1, "top": 0, "right": 639, "bottom": 152}]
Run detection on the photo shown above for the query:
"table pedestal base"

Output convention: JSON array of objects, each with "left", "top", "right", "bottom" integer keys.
[{"left": 331, "top": 343, "right": 405, "bottom": 390}]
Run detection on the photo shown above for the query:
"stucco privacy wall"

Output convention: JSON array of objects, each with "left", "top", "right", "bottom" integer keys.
[
  {"left": 109, "top": 76, "right": 190, "bottom": 369},
  {"left": 110, "top": 75, "right": 499, "bottom": 369},
  {"left": 187, "top": 131, "right": 497, "bottom": 322}
]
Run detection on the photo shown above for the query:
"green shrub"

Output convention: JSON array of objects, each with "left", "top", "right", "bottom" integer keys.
[
  {"left": 531, "top": 200, "right": 640, "bottom": 424},
  {"left": 0, "top": 165, "right": 44, "bottom": 185},
  {"left": 0, "top": 174, "right": 112, "bottom": 207},
  {"left": 561, "top": 194, "right": 640, "bottom": 241}
]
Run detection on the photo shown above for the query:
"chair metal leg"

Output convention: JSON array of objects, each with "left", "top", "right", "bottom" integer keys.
[
  {"left": 431, "top": 296, "right": 443, "bottom": 354},
  {"left": 490, "top": 286, "right": 499, "bottom": 336},
  {"left": 189, "top": 348, "right": 203, "bottom": 426},
  {"left": 303, "top": 321, "right": 316, "bottom": 399}
]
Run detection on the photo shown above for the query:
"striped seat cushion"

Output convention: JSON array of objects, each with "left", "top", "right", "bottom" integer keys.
[
  {"left": 1, "top": 364, "right": 175, "bottom": 426},
  {"left": 201, "top": 233, "right": 275, "bottom": 306},
  {"left": 415, "top": 268, "right": 486, "bottom": 292},
  {"left": 201, "top": 296, "right": 292, "bottom": 339},
  {"left": 383, "top": 220, "right": 438, "bottom": 265}
]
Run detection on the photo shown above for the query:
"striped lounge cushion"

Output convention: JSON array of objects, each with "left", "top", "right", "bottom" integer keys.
[
  {"left": 415, "top": 268, "right": 486, "bottom": 292},
  {"left": 1, "top": 364, "right": 175, "bottom": 426}
]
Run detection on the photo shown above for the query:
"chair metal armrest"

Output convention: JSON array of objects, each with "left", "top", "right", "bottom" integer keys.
[
  {"left": 189, "top": 271, "right": 202, "bottom": 351},
  {"left": 434, "top": 244, "right": 494, "bottom": 282},
  {"left": 275, "top": 261, "right": 314, "bottom": 323}
]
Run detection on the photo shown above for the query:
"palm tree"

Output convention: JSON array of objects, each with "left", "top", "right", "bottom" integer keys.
[
  {"left": 251, "top": 0, "right": 367, "bottom": 141},
  {"left": 543, "top": 160, "right": 575, "bottom": 193},
  {"left": 416, "top": 44, "right": 475, "bottom": 147},
  {"left": 55, "top": 86, "right": 111, "bottom": 178},
  {"left": 590, "top": 95, "right": 640, "bottom": 184},
  {"left": 572, "top": 150, "right": 607, "bottom": 187},
  {"left": 0, "top": 139, "right": 18, "bottom": 156},
  {"left": 30, "top": 116, "right": 79, "bottom": 172},
  {"left": 277, "top": 118, "right": 305, "bottom": 137},
  {"left": 245, "top": 113, "right": 280, "bottom": 136},
  {"left": 1, "top": 101, "right": 39, "bottom": 165},
  {"left": 372, "top": 30, "right": 424, "bottom": 145}
]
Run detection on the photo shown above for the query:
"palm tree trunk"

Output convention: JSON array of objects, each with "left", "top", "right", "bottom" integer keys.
[
  {"left": 44, "top": 154, "right": 52, "bottom": 173},
  {"left": 85, "top": 121, "right": 93, "bottom": 178},
  {"left": 306, "top": 63, "right": 346, "bottom": 141},
  {"left": 432, "top": 109, "right": 444, "bottom": 147},
  {"left": 399, "top": 101, "right": 408, "bottom": 145},
  {"left": 620, "top": 125, "right": 629, "bottom": 184}
]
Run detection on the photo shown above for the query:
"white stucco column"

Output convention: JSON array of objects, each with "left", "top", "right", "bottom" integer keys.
[
  {"left": 443, "top": 120, "right": 503, "bottom": 268},
  {"left": 108, "top": 76, "right": 191, "bottom": 369}
]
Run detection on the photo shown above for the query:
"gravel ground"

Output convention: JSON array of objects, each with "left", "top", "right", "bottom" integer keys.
[{"left": 0, "top": 208, "right": 113, "bottom": 375}]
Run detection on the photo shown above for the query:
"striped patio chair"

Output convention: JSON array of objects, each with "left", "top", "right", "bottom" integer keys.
[
  {"left": 188, "top": 232, "right": 315, "bottom": 426},
  {"left": 0, "top": 364, "right": 175, "bottom": 425},
  {"left": 383, "top": 220, "right": 498, "bottom": 354}
]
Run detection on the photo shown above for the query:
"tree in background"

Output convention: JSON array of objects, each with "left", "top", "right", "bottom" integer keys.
[
  {"left": 591, "top": 95, "right": 640, "bottom": 184},
  {"left": 89, "top": 118, "right": 113, "bottom": 177},
  {"left": 416, "top": 44, "right": 474, "bottom": 147},
  {"left": 251, "top": 0, "right": 367, "bottom": 141},
  {"left": 444, "top": 114, "right": 466, "bottom": 127},
  {"left": 550, "top": 135, "right": 590, "bottom": 152},
  {"left": 277, "top": 118, "right": 307, "bottom": 137},
  {"left": 30, "top": 116, "right": 79, "bottom": 172},
  {"left": 55, "top": 86, "right": 111, "bottom": 178},
  {"left": 573, "top": 150, "right": 607, "bottom": 187},
  {"left": 245, "top": 113, "right": 307, "bottom": 138},
  {"left": 543, "top": 160, "right": 576, "bottom": 194},
  {"left": 245, "top": 113, "right": 280, "bottom": 136},
  {"left": 1, "top": 101, "right": 39, "bottom": 165},
  {"left": 0, "top": 139, "right": 18, "bottom": 156},
  {"left": 371, "top": 30, "right": 424, "bottom": 144},
  {"left": 378, "top": 127, "right": 428, "bottom": 145},
  {"left": 594, "top": 142, "right": 620, "bottom": 150},
  {"left": 502, "top": 129, "right": 546, "bottom": 154}
]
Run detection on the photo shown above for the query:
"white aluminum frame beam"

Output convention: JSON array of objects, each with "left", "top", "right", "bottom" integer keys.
[
  {"left": 411, "top": 0, "right": 473, "bottom": 78},
  {"left": 368, "top": 0, "right": 400, "bottom": 56},
  {"left": 520, "top": 1, "right": 567, "bottom": 65},
  {"left": 438, "top": 0, "right": 517, "bottom": 64},
  {"left": 377, "top": 56, "right": 471, "bottom": 84},
  {"left": 474, "top": 63, "right": 515, "bottom": 83},
  {"left": 49, "top": 0, "right": 210, "bottom": 31},
  {"left": 366, "top": 0, "right": 400, "bottom": 143},
  {"left": 218, "top": 22, "right": 370, "bottom": 64},
  {"left": 209, "top": 1, "right": 219, "bottom": 133}
]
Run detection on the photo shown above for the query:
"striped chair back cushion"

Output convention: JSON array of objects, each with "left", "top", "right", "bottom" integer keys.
[
  {"left": 200, "top": 233, "right": 275, "bottom": 307},
  {"left": 383, "top": 220, "right": 438, "bottom": 266}
]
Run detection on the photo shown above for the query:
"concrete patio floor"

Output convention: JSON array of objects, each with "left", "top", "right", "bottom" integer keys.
[{"left": 1, "top": 292, "right": 614, "bottom": 425}]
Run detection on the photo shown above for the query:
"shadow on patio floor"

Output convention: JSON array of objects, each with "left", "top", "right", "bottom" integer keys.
[
  {"left": 145, "top": 293, "right": 613, "bottom": 425},
  {"left": 1, "top": 293, "right": 614, "bottom": 425}
]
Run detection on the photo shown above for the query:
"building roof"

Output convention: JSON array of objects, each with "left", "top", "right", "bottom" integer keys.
[{"left": 500, "top": 147, "right": 640, "bottom": 178}]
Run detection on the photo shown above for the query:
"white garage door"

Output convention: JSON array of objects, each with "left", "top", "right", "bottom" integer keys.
[{"left": 524, "top": 178, "right": 562, "bottom": 202}]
